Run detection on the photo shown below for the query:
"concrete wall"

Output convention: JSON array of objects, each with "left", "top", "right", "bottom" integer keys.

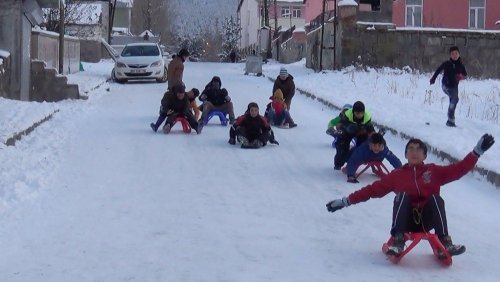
[
  {"left": 31, "top": 30, "right": 80, "bottom": 75},
  {"left": 276, "top": 31, "right": 307, "bottom": 64},
  {"left": 80, "top": 39, "right": 110, "bottom": 63}
]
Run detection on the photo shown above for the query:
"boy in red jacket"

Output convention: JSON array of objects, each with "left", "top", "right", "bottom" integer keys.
[{"left": 326, "top": 134, "right": 495, "bottom": 257}]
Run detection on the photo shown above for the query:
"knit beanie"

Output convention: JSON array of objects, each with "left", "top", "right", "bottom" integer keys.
[
  {"left": 279, "top": 67, "right": 288, "bottom": 77},
  {"left": 273, "top": 89, "right": 284, "bottom": 101},
  {"left": 352, "top": 101, "right": 365, "bottom": 112}
]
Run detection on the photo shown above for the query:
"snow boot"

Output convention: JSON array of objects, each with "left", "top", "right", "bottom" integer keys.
[
  {"left": 446, "top": 120, "right": 456, "bottom": 127},
  {"left": 386, "top": 233, "right": 405, "bottom": 256},
  {"left": 250, "top": 139, "right": 264, "bottom": 148},
  {"left": 196, "top": 121, "right": 204, "bottom": 134},
  {"left": 150, "top": 122, "right": 158, "bottom": 132},
  {"left": 238, "top": 136, "right": 250, "bottom": 148},
  {"left": 228, "top": 137, "right": 236, "bottom": 145},
  {"left": 163, "top": 123, "right": 171, "bottom": 134},
  {"left": 438, "top": 235, "right": 466, "bottom": 257}
]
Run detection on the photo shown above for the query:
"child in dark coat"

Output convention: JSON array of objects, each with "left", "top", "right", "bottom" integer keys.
[
  {"left": 345, "top": 133, "right": 402, "bottom": 183},
  {"left": 228, "top": 102, "right": 278, "bottom": 148},
  {"left": 430, "top": 46, "right": 467, "bottom": 127},
  {"left": 150, "top": 84, "right": 202, "bottom": 134}
]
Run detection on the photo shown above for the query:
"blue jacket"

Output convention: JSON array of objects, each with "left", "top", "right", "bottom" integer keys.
[{"left": 346, "top": 141, "right": 402, "bottom": 177}]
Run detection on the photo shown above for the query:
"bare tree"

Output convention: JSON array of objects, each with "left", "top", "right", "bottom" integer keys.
[
  {"left": 131, "top": 0, "right": 172, "bottom": 42},
  {"left": 42, "top": 2, "right": 98, "bottom": 34}
]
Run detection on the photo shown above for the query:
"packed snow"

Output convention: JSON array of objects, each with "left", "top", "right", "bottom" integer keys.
[{"left": 0, "top": 59, "right": 499, "bottom": 281}]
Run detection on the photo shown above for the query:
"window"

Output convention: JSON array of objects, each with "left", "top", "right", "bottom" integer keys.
[
  {"left": 405, "top": 0, "right": 422, "bottom": 27},
  {"left": 292, "top": 8, "right": 301, "bottom": 18},
  {"left": 469, "top": 0, "right": 485, "bottom": 29},
  {"left": 281, "top": 7, "right": 290, "bottom": 17}
]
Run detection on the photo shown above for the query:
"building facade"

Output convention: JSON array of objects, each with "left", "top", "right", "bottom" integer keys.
[{"left": 393, "top": 0, "right": 500, "bottom": 30}]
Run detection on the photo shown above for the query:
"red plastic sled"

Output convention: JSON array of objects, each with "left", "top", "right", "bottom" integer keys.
[
  {"left": 341, "top": 161, "right": 390, "bottom": 178},
  {"left": 382, "top": 232, "right": 452, "bottom": 266},
  {"left": 172, "top": 116, "right": 192, "bottom": 133}
]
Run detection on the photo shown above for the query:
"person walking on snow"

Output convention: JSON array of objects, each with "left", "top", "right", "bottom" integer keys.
[
  {"left": 272, "top": 67, "right": 295, "bottom": 111},
  {"left": 430, "top": 46, "right": 467, "bottom": 127},
  {"left": 167, "top": 48, "right": 189, "bottom": 91},
  {"left": 326, "top": 134, "right": 495, "bottom": 258},
  {"left": 345, "top": 133, "right": 402, "bottom": 183}
]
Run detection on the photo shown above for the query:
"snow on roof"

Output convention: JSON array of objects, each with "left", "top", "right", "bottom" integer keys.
[
  {"left": 0, "top": 49, "right": 10, "bottom": 58},
  {"left": 338, "top": 0, "right": 358, "bottom": 7},
  {"left": 139, "top": 30, "right": 155, "bottom": 37}
]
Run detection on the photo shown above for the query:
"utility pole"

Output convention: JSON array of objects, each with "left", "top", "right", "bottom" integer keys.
[
  {"left": 109, "top": 0, "right": 117, "bottom": 43},
  {"left": 333, "top": 0, "right": 337, "bottom": 70},
  {"left": 319, "top": 0, "right": 326, "bottom": 71},
  {"left": 274, "top": 0, "right": 279, "bottom": 61},
  {"left": 263, "top": 0, "right": 272, "bottom": 59},
  {"left": 58, "top": 0, "right": 65, "bottom": 74}
]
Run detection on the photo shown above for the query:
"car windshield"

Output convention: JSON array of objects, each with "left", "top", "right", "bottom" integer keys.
[{"left": 121, "top": 45, "right": 159, "bottom": 57}]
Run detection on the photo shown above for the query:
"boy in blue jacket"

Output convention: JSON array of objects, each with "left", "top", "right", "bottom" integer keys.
[{"left": 346, "top": 133, "right": 402, "bottom": 183}]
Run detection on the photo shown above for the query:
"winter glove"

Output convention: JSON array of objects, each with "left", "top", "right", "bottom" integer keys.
[
  {"left": 456, "top": 73, "right": 465, "bottom": 81},
  {"left": 378, "top": 127, "right": 386, "bottom": 136},
  {"left": 225, "top": 96, "right": 231, "bottom": 102},
  {"left": 199, "top": 94, "right": 207, "bottom": 101},
  {"left": 473, "top": 134, "right": 495, "bottom": 156},
  {"left": 326, "top": 128, "right": 342, "bottom": 137},
  {"left": 326, "top": 197, "right": 350, "bottom": 213},
  {"left": 430, "top": 78, "right": 436, "bottom": 85},
  {"left": 347, "top": 177, "right": 359, "bottom": 183}
]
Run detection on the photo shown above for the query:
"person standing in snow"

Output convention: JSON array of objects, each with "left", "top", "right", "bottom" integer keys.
[
  {"left": 167, "top": 48, "right": 189, "bottom": 91},
  {"left": 228, "top": 102, "right": 278, "bottom": 148},
  {"left": 334, "top": 101, "right": 375, "bottom": 170},
  {"left": 326, "top": 134, "right": 495, "bottom": 257},
  {"left": 345, "top": 133, "right": 402, "bottom": 183},
  {"left": 272, "top": 67, "right": 295, "bottom": 111},
  {"left": 430, "top": 46, "right": 468, "bottom": 127},
  {"left": 265, "top": 89, "right": 297, "bottom": 128}
]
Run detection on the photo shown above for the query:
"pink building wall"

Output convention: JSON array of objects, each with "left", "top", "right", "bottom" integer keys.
[{"left": 393, "top": 0, "right": 500, "bottom": 30}]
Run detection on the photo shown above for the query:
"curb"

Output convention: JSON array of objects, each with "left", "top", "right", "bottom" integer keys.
[{"left": 4, "top": 109, "right": 60, "bottom": 146}]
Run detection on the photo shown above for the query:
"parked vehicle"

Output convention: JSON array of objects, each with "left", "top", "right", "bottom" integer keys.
[{"left": 112, "top": 43, "right": 167, "bottom": 83}]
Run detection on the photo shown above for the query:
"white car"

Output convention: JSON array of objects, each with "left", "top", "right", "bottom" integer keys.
[{"left": 112, "top": 43, "right": 167, "bottom": 83}]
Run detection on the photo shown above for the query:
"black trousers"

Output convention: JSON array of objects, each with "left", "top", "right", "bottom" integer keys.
[{"left": 391, "top": 192, "right": 449, "bottom": 237}]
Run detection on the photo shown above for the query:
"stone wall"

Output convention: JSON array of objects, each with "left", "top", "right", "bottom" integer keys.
[
  {"left": 305, "top": 4, "right": 500, "bottom": 79},
  {"left": 0, "top": 54, "right": 10, "bottom": 99},
  {"left": 339, "top": 24, "right": 500, "bottom": 79}
]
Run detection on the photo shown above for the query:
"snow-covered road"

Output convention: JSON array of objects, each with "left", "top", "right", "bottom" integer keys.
[{"left": 0, "top": 62, "right": 499, "bottom": 281}]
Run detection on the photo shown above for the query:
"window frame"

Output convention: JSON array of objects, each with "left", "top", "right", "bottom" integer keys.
[
  {"left": 469, "top": 0, "right": 485, "bottom": 29},
  {"left": 405, "top": 0, "right": 423, "bottom": 27}
]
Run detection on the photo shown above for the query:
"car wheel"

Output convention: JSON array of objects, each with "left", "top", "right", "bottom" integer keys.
[{"left": 157, "top": 67, "right": 168, "bottom": 83}]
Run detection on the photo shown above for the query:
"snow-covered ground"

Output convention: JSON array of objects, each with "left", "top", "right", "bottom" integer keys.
[{"left": 0, "top": 60, "right": 499, "bottom": 281}]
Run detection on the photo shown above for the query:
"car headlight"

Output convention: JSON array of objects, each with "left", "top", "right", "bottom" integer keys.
[
  {"left": 150, "top": 60, "right": 162, "bottom": 67},
  {"left": 116, "top": 62, "right": 127, "bottom": 68}
]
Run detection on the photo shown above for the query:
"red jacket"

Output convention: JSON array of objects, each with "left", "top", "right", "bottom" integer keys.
[{"left": 348, "top": 152, "right": 479, "bottom": 208}]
